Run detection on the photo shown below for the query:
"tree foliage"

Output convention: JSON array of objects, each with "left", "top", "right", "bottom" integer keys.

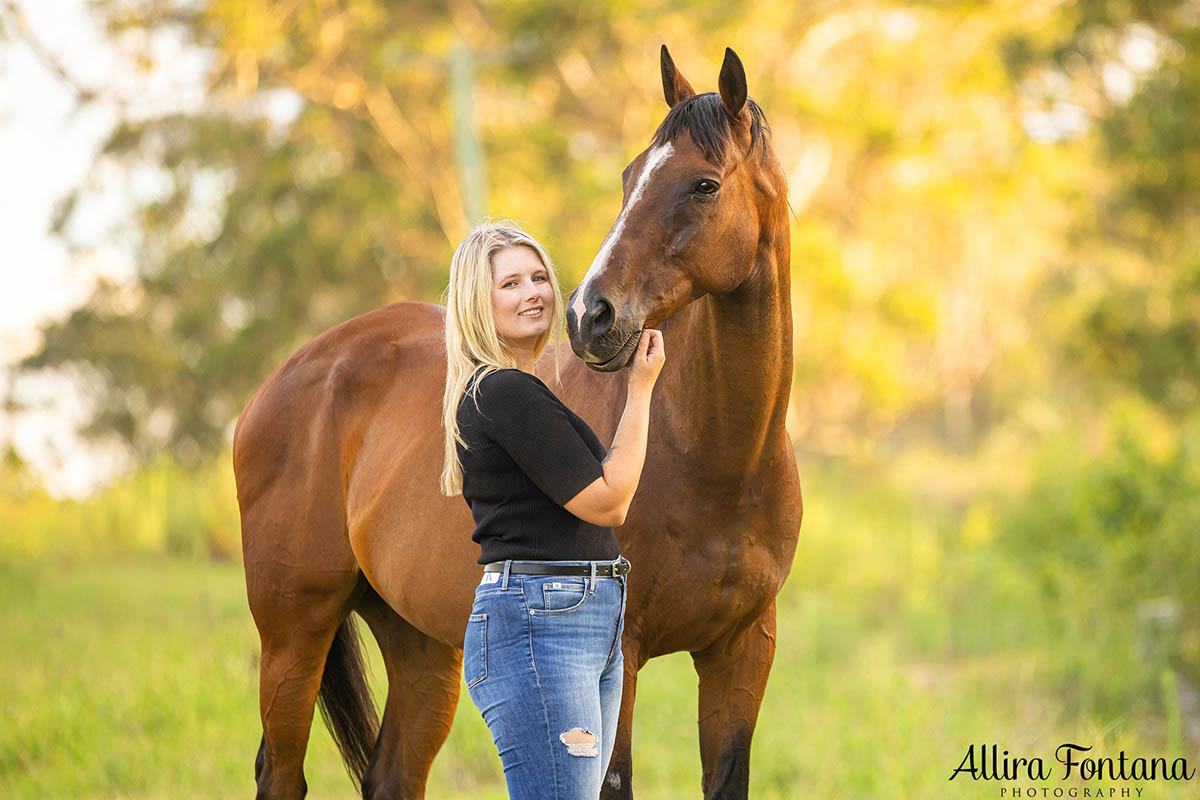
[
  {"left": 1004, "top": 0, "right": 1200, "bottom": 415},
  {"left": 13, "top": 0, "right": 1200, "bottom": 467}
]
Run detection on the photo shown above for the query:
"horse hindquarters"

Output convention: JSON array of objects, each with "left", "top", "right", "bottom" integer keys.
[{"left": 238, "top": 408, "right": 371, "bottom": 797}]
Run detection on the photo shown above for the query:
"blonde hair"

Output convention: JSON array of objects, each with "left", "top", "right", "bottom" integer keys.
[{"left": 440, "top": 220, "right": 565, "bottom": 495}]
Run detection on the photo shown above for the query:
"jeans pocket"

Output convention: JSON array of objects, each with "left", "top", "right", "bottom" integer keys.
[
  {"left": 463, "top": 613, "right": 487, "bottom": 688},
  {"left": 527, "top": 578, "right": 591, "bottom": 616}
]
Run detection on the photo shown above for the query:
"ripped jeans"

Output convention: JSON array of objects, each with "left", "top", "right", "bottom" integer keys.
[{"left": 463, "top": 557, "right": 629, "bottom": 800}]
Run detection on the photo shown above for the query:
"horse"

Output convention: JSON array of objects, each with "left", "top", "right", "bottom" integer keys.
[{"left": 234, "top": 45, "right": 802, "bottom": 799}]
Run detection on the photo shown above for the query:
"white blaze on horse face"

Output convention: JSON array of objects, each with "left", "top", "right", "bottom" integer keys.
[{"left": 571, "top": 142, "right": 675, "bottom": 323}]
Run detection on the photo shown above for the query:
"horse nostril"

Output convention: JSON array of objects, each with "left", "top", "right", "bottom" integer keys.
[{"left": 584, "top": 296, "right": 615, "bottom": 339}]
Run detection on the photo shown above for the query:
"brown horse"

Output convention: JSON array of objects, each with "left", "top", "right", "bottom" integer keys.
[{"left": 234, "top": 46, "right": 801, "bottom": 799}]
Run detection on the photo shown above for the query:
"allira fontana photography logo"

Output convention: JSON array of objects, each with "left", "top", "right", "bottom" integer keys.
[{"left": 949, "top": 743, "right": 1195, "bottom": 798}]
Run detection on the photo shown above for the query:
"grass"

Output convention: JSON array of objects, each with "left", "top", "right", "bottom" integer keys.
[{"left": 1, "top": 468, "right": 1196, "bottom": 798}]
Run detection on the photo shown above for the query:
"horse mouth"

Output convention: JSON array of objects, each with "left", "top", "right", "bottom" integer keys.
[{"left": 586, "top": 328, "right": 642, "bottom": 372}]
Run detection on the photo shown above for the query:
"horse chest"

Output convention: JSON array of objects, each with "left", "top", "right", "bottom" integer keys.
[
  {"left": 622, "top": 516, "right": 782, "bottom": 651},
  {"left": 620, "top": 463, "right": 800, "bottom": 654}
]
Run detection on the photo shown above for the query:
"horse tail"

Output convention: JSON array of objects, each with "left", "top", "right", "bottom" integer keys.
[{"left": 317, "top": 615, "right": 380, "bottom": 784}]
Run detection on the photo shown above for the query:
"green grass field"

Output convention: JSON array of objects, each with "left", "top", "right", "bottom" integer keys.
[{"left": 1, "top": 469, "right": 1195, "bottom": 798}]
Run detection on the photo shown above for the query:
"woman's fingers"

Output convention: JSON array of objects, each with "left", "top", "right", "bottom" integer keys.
[
  {"left": 630, "top": 330, "right": 664, "bottom": 384},
  {"left": 646, "top": 329, "right": 663, "bottom": 360}
]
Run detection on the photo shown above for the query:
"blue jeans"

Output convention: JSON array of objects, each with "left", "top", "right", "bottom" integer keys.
[{"left": 463, "top": 557, "right": 629, "bottom": 800}]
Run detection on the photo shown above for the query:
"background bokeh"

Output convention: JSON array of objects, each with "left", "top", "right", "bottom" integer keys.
[{"left": 2, "top": 1, "right": 1199, "bottom": 797}]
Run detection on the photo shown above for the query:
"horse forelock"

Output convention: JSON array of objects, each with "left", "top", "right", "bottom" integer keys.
[{"left": 651, "top": 92, "right": 770, "bottom": 165}]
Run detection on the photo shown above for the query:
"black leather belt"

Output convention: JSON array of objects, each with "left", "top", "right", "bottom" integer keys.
[{"left": 483, "top": 559, "right": 630, "bottom": 578}]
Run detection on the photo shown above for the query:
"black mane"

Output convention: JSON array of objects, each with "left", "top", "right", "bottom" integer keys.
[{"left": 650, "top": 92, "right": 770, "bottom": 163}]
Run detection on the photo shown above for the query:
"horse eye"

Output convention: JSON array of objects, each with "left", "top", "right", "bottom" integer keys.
[{"left": 694, "top": 179, "right": 720, "bottom": 196}]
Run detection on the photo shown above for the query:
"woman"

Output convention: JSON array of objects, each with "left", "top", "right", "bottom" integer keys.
[{"left": 440, "top": 220, "right": 664, "bottom": 799}]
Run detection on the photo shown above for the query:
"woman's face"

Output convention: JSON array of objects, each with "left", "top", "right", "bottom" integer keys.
[{"left": 490, "top": 245, "right": 555, "bottom": 349}]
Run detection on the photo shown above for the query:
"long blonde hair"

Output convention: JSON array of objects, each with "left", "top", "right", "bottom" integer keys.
[{"left": 440, "top": 220, "right": 565, "bottom": 496}]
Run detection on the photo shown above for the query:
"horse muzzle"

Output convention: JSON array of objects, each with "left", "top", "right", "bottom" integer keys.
[{"left": 566, "top": 288, "right": 644, "bottom": 372}]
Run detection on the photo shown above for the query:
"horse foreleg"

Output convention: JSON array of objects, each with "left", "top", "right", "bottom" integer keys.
[
  {"left": 691, "top": 599, "right": 777, "bottom": 800},
  {"left": 356, "top": 589, "right": 462, "bottom": 800},
  {"left": 600, "top": 646, "right": 641, "bottom": 800}
]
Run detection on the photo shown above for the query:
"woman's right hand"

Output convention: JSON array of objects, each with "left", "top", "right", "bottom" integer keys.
[{"left": 629, "top": 329, "right": 665, "bottom": 391}]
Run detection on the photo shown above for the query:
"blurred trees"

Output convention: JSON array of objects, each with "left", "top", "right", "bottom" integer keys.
[
  {"left": 1004, "top": 0, "right": 1200, "bottom": 416},
  {"left": 775, "top": 4, "right": 1078, "bottom": 453},
  {"left": 17, "top": 0, "right": 753, "bottom": 464},
  {"left": 11, "top": 0, "right": 1200, "bottom": 468}
]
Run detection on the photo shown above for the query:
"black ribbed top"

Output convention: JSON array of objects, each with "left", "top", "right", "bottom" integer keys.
[{"left": 456, "top": 368, "right": 619, "bottom": 565}]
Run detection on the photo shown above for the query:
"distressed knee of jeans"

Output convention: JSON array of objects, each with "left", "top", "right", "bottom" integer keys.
[{"left": 559, "top": 727, "right": 599, "bottom": 757}]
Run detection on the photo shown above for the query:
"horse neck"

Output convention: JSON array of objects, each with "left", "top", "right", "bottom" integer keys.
[{"left": 660, "top": 215, "right": 792, "bottom": 486}]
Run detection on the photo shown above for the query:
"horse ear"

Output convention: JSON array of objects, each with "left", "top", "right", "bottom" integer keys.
[
  {"left": 660, "top": 45, "right": 696, "bottom": 108},
  {"left": 718, "top": 47, "right": 748, "bottom": 123}
]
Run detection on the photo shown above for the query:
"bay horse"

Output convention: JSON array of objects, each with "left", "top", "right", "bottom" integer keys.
[{"left": 234, "top": 46, "right": 802, "bottom": 799}]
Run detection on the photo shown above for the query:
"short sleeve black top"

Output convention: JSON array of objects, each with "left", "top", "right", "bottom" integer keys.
[{"left": 456, "top": 368, "right": 620, "bottom": 564}]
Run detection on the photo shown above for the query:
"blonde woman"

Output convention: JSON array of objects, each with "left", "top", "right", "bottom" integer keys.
[{"left": 441, "top": 221, "right": 664, "bottom": 799}]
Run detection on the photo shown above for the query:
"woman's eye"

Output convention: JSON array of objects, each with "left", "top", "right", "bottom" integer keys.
[
  {"left": 533, "top": 275, "right": 547, "bottom": 282},
  {"left": 694, "top": 179, "right": 720, "bottom": 196}
]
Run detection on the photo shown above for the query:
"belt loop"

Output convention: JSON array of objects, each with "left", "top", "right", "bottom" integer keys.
[
  {"left": 589, "top": 561, "right": 597, "bottom": 595},
  {"left": 502, "top": 560, "right": 512, "bottom": 590}
]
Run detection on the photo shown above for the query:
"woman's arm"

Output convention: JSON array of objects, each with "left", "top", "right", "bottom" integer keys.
[{"left": 565, "top": 330, "right": 665, "bottom": 527}]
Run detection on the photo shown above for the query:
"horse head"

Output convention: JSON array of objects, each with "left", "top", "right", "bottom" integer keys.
[{"left": 566, "top": 45, "right": 785, "bottom": 371}]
